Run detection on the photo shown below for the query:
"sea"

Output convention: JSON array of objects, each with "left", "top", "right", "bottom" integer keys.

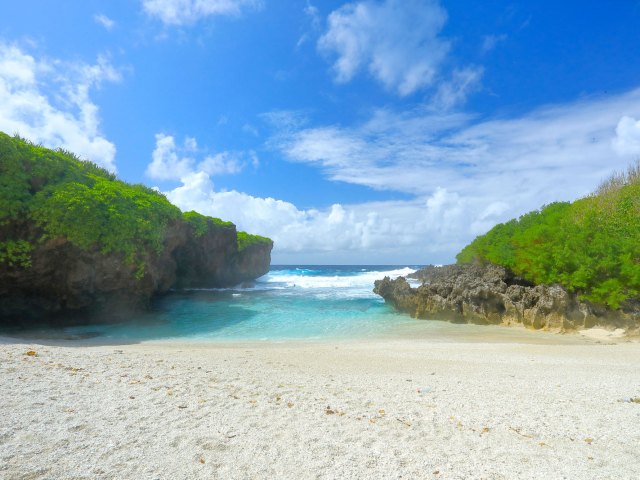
[{"left": 6, "top": 265, "right": 425, "bottom": 343}]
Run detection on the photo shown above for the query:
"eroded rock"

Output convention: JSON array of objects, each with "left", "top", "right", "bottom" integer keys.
[{"left": 374, "top": 264, "right": 639, "bottom": 333}]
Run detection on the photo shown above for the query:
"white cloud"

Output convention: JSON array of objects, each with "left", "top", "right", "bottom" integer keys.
[
  {"left": 0, "top": 42, "right": 120, "bottom": 171},
  {"left": 142, "top": 0, "right": 262, "bottom": 26},
  {"left": 318, "top": 0, "right": 450, "bottom": 96},
  {"left": 244, "top": 88, "right": 640, "bottom": 262},
  {"left": 94, "top": 13, "right": 115, "bottom": 30},
  {"left": 612, "top": 116, "right": 640, "bottom": 155},
  {"left": 160, "top": 89, "right": 640, "bottom": 263},
  {"left": 432, "top": 66, "right": 484, "bottom": 110},
  {"left": 276, "top": 90, "right": 640, "bottom": 202},
  {"left": 147, "top": 134, "right": 196, "bottom": 180},
  {"left": 163, "top": 172, "right": 474, "bottom": 264},
  {"left": 146, "top": 133, "right": 255, "bottom": 181},
  {"left": 199, "top": 151, "right": 245, "bottom": 175}
]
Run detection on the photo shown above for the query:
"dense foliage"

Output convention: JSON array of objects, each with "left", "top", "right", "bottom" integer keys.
[
  {"left": 237, "top": 231, "right": 273, "bottom": 252},
  {"left": 0, "top": 132, "right": 272, "bottom": 273},
  {"left": 457, "top": 165, "right": 640, "bottom": 308},
  {"left": 183, "top": 210, "right": 233, "bottom": 237}
]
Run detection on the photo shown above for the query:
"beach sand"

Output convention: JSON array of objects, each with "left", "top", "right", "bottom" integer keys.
[{"left": 1, "top": 327, "right": 639, "bottom": 479}]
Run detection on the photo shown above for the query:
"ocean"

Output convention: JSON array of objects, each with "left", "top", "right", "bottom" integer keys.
[{"left": 11, "top": 265, "right": 423, "bottom": 343}]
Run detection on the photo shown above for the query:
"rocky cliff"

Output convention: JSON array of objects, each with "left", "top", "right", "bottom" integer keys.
[
  {"left": 374, "top": 264, "right": 640, "bottom": 334},
  {"left": 0, "top": 132, "right": 272, "bottom": 325},
  {"left": 0, "top": 217, "right": 272, "bottom": 325}
]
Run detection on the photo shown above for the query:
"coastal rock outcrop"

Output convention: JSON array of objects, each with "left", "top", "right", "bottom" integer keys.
[
  {"left": 0, "top": 132, "right": 272, "bottom": 325},
  {"left": 374, "top": 264, "right": 640, "bottom": 333},
  {"left": 0, "top": 218, "right": 272, "bottom": 324}
]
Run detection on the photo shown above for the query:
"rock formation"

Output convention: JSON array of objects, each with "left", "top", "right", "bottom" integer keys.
[
  {"left": 0, "top": 132, "right": 272, "bottom": 325},
  {"left": 374, "top": 264, "right": 640, "bottom": 334},
  {"left": 0, "top": 218, "right": 272, "bottom": 324}
]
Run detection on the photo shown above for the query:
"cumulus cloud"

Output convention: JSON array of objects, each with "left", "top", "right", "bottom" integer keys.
[
  {"left": 142, "top": 0, "right": 262, "bottom": 26},
  {"left": 94, "top": 14, "right": 115, "bottom": 30},
  {"left": 612, "top": 116, "right": 640, "bottom": 155},
  {"left": 318, "top": 0, "right": 450, "bottom": 96},
  {"left": 246, "top": 89, "right": 640, "bottom": 262},
  {"left": 0, "top": 42, "right": 120, "bottom": 171},
  {"left": 163, "top": 172, "right": 477, "bottom": 264},
  {"left": 199, "top": 151, "right": 247, "bottom": 175},
  {"left": 160, "top": 90, "right": 640, "bottom": 263},
  {"left": 147, "top": 134, "right": 197, "bottom": 180},
  {"left": 146, "top": 133, "right": 256, "bottom": 181}
]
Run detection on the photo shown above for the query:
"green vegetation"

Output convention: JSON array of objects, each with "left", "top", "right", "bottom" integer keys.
[
  {"left": 457, "top": 164, "right": 640, "bottom": 309},
  {"left": 237, "top": 231, "right": 273, "bottom": 252},
  {"left": 183, "top": 210, "right": 233, "bottom": 237},
  {"left": 30, "top": 176, "right": 182, "bottom": 263},
  {"left": 0, "top": 240, "right": 33, "bottom": 268},
  {"left": 0, "top": 132, "right": 182, "bottom": 267},
  {"left": 0, "top": 132, "right": 272, "bottom": 274}
]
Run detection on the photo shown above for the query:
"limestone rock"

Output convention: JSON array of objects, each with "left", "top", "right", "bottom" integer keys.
[
  {"left": 0, "top": 219, "right": 272, "bottom": 325},
  {"left": 375, "top": 264, "right": 639, "bottom": 333}
]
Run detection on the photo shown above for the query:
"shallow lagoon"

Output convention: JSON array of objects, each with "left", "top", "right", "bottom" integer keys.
[
  {"left": 3, "top": 265, "right": 594, "bottom": 346},
  {"left": 5, "top": 266, "right": 421, "bottom": 342}
]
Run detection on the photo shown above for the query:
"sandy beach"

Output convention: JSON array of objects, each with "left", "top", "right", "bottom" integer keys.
[{"left": 1, "top": 328, "right": 639, "bottom": 480}]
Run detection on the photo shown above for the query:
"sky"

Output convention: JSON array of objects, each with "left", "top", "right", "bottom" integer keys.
[{"left": 1, "top": 1, "right": 640, "bottom": 265}]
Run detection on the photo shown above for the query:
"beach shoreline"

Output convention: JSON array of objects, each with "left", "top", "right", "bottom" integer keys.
[
  {"left": 2, "top": 314, "right": 635, "bottom": 348},
  {"left": 2, "top": 327, "right": 639, "bottom": 479}
]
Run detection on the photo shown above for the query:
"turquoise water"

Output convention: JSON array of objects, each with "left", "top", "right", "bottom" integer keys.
[{"left": 14, "top": 266, "right": 422, "bottom": 342}]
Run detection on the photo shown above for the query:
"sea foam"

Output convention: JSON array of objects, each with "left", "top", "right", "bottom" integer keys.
[{"left": 258, "top": 266, "right": 416, "bottom": 299}]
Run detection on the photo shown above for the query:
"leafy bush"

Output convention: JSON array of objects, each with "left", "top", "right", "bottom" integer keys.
[
  {"left": 30, "top": 176, "right": 181, "bottom": 262},
  {"left": 237, "top": 231, "right": 273, "bottom": 252},
  {"left": 0, "top": 240, "right": 33, "bottom": 268},
  {"left": 1, "top": 132, "right": 274, "bottom": 274},
  {"left": 457, "top": 164, "right": 640, "bottom": 308},
  {"left": 183, "top": 210, "right": 233, "bottom": 237}
]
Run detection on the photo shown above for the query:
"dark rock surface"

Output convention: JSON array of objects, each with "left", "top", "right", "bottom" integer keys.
[
  {"left": 0, "top": 220, "right": 272, "bottom": 325},
  {"left": 374, "top": 264, "right": 640, "bottom": 333}
]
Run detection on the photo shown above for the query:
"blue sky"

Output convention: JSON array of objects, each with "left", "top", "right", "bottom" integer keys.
[{"left": 1, "top": 0, "right": 640, "bottom": 264}]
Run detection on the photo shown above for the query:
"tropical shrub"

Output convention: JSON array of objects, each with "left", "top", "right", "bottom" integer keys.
[
  {"left": 0, "top": 132, "right": 271, "bottom": 274},
  {"left": 457, "top": 164, "right": 640, "bottom": 308}
]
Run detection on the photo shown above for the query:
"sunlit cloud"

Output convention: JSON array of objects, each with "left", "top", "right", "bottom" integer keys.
[
  {"left": 432, "top": 66, "right": 484, "bottom": 110},
  {"left": 318, "top": 0, "right": 450, "bottom": 97},
  {"left": 146, "top": 133, "right": 256, "bottom": 181},
  {"left": 232, "top": 88, "right": 640, "bottom": 262},
  {"left": 613, "top": 116, "right": 640, "bottom": 155},
  {"left": 154, "top": 88, "right": 640, "bottom": 263},
  {"left": 162, "top": 171, "right": 476, "bottom": 264},
  {"left": 0, "top": 41, "right": 120, "bottom": 171}
]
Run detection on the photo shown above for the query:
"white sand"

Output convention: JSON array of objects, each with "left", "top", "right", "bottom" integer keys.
[
  {"left": 1, "top": 329, "right": 639, "bottom": 480},
  {"left": 578, "top": 327, "right": 628, "bottom": 341}
]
